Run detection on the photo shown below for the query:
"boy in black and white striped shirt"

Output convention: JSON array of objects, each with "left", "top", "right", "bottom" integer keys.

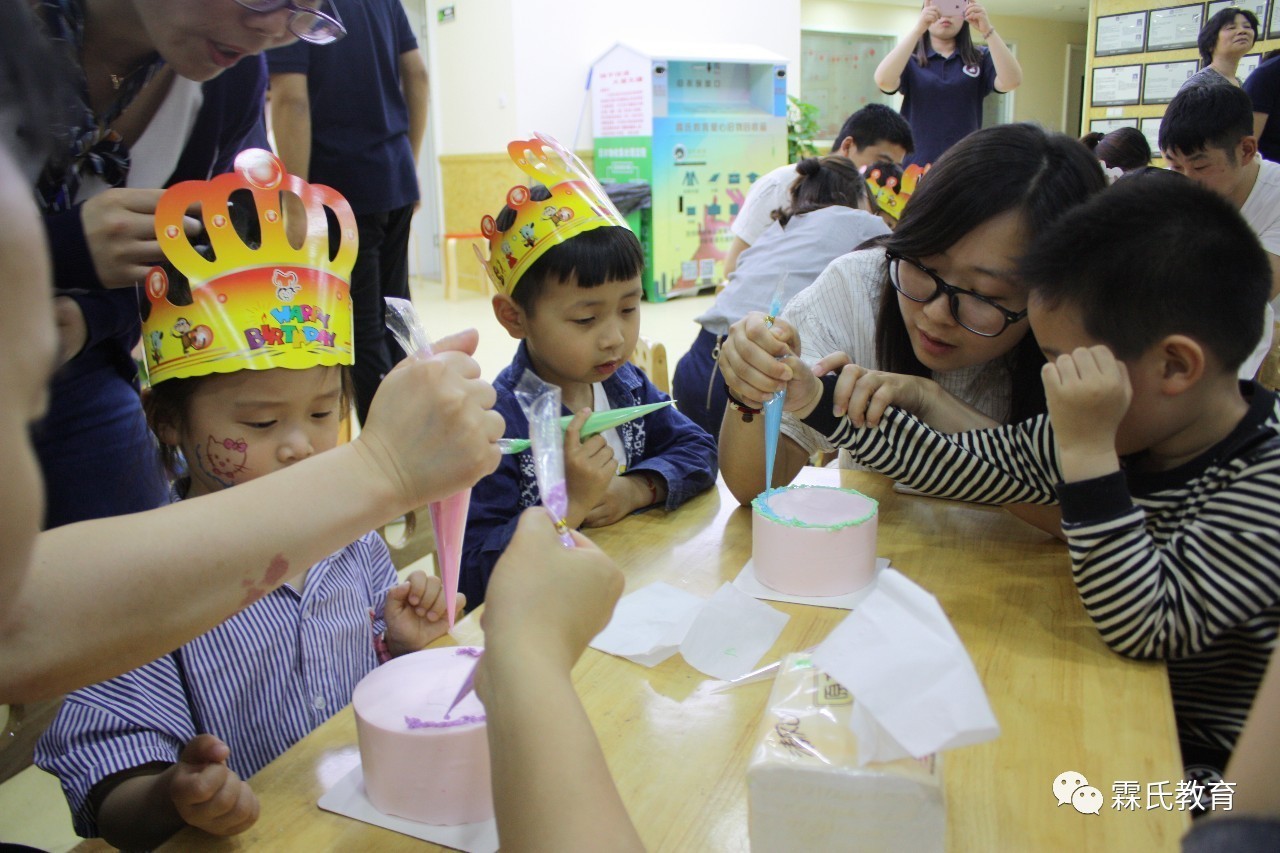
[{"left": 741, "top": 174, "right": 1280, "bottom": 779}]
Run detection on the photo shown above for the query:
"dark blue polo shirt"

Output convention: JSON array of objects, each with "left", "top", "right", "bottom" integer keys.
[
  {"left": 889, "top": 46, "right": 997, "bottom": 168},
  {"left": 1245, "top": 55, "right": 1280, "bottom": 163},
  {"left": 266, "top": 0, "right": 419, "bottom": 215}
]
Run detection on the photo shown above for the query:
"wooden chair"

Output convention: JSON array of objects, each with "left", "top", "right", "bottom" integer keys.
[
  {"left": 379, "top": 509, "right": 438, "bottom": 573},
  {"left": 1258, "top": 321, "right": 1280, "bottom": 391},
  {"left": 630, "top": 335, "right": 670, "bottom": 395}
]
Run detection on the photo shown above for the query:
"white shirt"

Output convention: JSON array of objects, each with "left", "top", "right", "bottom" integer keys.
[
  {"left": 1238, "top": 158, "right": 1280, "bottom": 376},
  {"left": 780, "top": 248, "right": 1013, "bottom": 458},
  {"left": 731, "top": 163, "right": 801, "bottom": 245}
]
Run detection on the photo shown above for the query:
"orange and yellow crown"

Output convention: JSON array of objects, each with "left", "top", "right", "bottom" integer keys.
[
  {"left": 865, "top": 162, "right": 929, "bottom": 222},
  {"left": 141, "top": 149, "right": 357, "bottom": 385},
  {"left": 475, "top": 133, "right": 629, "bottom": 296}
]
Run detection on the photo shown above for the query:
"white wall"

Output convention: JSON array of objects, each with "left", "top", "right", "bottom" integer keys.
[{"left": 426, "top": 0, "right": 801, "bottom": 155}]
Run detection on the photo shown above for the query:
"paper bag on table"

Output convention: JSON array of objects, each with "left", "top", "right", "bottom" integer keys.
[
  {"left": 747, "top": 653, "right": 944, "bottom": 853},
  {"left": 811, "top": 568, "right": 1000, "bottom": 764}
]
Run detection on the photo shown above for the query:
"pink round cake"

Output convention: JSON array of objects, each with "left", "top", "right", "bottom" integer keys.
[
  {"left": 352, "top": 646, "right": 493, "bottom": 825},
  {"left": 751, "top": 485, "right": 879, "bottom": 596}
]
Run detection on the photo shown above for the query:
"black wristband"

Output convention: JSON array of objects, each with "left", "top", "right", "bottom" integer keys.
[{"left": 724, "top": 384, "right": 763, "bottom": 421}]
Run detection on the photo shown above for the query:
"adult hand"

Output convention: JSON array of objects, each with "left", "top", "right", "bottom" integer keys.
[
  {"left": 718, "top": 311, "right": 800, "bottom": 407},
  {"left": 478, "top": 509, "right": 623, "bottom": 677},
  {"left": 916, "top": 2, "right": 942, "bottom": 35},
  {"left": 80, "top": 189, "right": 199, "bottom": 288},
  {"left": 563, "top": 408, "right": 617, "bottom": 528},
  {"left": 355, "top": 328, "right": 503, "bottom": 508},
  {"left": 964, "top": 2, "right": 992, "bottom": 36},
  {"left": 1041, "top": 345, "right": 1131, "bottom": 481},
  {"left": 52, "top": 296, "right": 87, "bottom": 365},
  {"left": 168, "top": 735, "right": 259, "bottom": 837}
]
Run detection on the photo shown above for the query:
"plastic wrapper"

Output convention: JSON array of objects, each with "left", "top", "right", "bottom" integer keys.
[
  {"left": 514, "top": 371, "right": 575, "bottom": 548},
  {"left": 747, "top": 653, "right": 944, "bottom": 852}
]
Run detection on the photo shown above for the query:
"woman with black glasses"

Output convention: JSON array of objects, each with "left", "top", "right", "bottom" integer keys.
[
  {"left": 28, "top": 0, "right": 344, "bottom": 529},
  {"left": 716, "top": 123, "right": 1105, "bottom": 514}
]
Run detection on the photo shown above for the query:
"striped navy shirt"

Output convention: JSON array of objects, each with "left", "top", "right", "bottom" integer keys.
[
  {"left": 35, "top": 531, "right": 396, "bottom": 838},
  {"left": 802, "top": 379, "right": 1280, "bottom": 767}
]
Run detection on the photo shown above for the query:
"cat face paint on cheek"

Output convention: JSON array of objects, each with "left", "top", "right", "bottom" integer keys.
[{"left": 200, "top": 433, "right": 251, "bottom": 486}]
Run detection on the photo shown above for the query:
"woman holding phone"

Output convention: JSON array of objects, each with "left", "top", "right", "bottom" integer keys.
[{"left": 874, "top": 2, "right": 1022, "bottom": 168}]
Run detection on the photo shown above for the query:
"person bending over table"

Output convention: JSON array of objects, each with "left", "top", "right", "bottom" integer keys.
[{"left": 716, "top": 124, "right": 1103, "bottom": 540}]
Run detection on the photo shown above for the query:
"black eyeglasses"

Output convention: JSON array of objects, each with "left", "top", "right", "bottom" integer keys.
[
  {"left": 886, "top": 250, "right": 1027, "bottom": 338},
  {"left": 233, "top": 0, "right": 346, "bottom": 44}
]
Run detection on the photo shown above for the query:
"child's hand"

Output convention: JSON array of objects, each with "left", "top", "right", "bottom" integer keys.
[
  {"left": 1042, "top": 345, "right": 1132, "bottom": 482},
  {"left": 168, "top": 734, "right": 259, "bottom": 837},
  {"left": 563, "top": 408, "right": 617, "bottom": 527},
  {"left": 718, "top": 312, "right": 800, "bottom": 408},
  {"left": 582, "top": 474, "right": 661, "bottom": 528},
  {"left": 821, "top": 357, "right": 934, "bottom": 427},
  {"left": 384, "top": 571, "right": 465, "bottom": 655}
]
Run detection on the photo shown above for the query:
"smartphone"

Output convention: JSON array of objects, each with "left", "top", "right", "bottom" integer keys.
[{"left": 933, "top": 0, "right": 967, "bottom": 17}]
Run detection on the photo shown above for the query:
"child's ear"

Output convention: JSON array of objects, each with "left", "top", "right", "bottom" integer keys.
[
  {"left": 1154, "top": 334, "right": 1206, "bottom": 395},
  {"left": 491, "top": 294, "right": 528, "bottom": 339}
]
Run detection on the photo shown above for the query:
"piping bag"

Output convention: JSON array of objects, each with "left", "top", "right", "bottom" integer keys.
[
  {"left": 444, "top": 370, "right": 578, "bottom": 717},
  {"left": 497, "top": 400, "right": 674, "bottom": 454},
  {"left": 384, "top": 297, "right": 468, "bottom": 632},
  {"left": 762, "top": 276, "right": 789, "bottom": 490}
]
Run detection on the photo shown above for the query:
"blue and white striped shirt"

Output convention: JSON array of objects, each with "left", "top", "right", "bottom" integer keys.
[{"left": 35, "top": 530, "right": 396, "bottom": 838}]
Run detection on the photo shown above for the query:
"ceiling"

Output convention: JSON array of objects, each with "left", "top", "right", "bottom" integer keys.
[{"left": 867, "top": 1, "right": 1089, "bottom": 24}]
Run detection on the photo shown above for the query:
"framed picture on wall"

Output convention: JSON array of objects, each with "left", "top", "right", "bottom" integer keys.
[
  {"left": 1089, "top": 118, "right": 1139, "bottom": 134},
  {"left": 1143, "top": 60, "right": 1199, "bottom": 104},
  {"left": 1241, "top": 53, "right": 1262, "bottom": 81},
  {"left": 1207, "top": 2, "right": 1269, "bottom": 33},
  {"left": 1093, "top": 65, "right": 1143, "bottom": 106},
  {"left": 1146, "top": 4, "right": 1204, "bottom": 51},
  {"left": 1096, "top": 12, "right": 1148, "bottom": 56},
  {"left": 1140, "top": 117, "right": 1164, "bottom": 158}
]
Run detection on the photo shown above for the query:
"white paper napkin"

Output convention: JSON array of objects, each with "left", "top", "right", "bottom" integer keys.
[
  {"left": 318, "top": 764, "right": 499, "bottom": 852},
  {"left": 679, "top": 583, "right": 790, "bottom": 680},
  {"left": 811, "top": 569, "right": 1000, "bottom": 765},
  {"left": 589, "top": 582, "right": 705, "bottom": 666},
  {"left": 733, "top": 558, "right": 890, "bottom": 609}
]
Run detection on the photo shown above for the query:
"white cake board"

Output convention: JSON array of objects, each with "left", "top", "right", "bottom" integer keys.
[
  {"left": 733, "top": 558, "right": 889, "bottom": 610},
  {"left": 318, "top": 764, "right": 499, "bottom": 852}
]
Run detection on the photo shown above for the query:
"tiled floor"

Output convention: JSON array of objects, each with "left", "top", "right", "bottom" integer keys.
[{"left": 0, "top": 277, "right": 716, "bottom": 849}]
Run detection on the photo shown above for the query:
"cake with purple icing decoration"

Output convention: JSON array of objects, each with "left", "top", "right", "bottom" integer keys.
[
  {"left": 352, "top": 645, "right": 494, "bottom": 825},
  {"left": 751, "top": 485, "right": 879, "bottom": 596}
]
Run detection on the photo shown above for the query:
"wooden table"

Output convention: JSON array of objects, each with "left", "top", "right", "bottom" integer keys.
[{"left": 158, "top": 469, "right": 1189, "bottom": 851}]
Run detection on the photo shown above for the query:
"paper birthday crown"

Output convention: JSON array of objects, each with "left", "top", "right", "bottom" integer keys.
[
  {"left": 864, "top": 162, "right": 928, "bottom": 222},
  {"left": 141, "top": 149, "right": 357, "bottom": 385},
  {"left": 475, "top": 133, "right": 629, "bottom": 296}
]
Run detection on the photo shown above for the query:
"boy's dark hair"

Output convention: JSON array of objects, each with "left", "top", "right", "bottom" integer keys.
[
  {"left": 144, "top": 367, "right": 355, "bottom": 477},
  {"left": 1158, "top": 85, "right": 1254, "bottom": 157},
  {"left": 493, "top": 184, "right": 644, "bottom": 316},
  {"left": 1197, "top": 7, "right": 1259, "bottom": 67},
  {"left": 914, "top": 18, "right": 982, "bottom": 70},
  {"left": 830, "top": 104, "right": 914, "bottom": 155},
  {"left": 870, "top": 123, "right": 1107, "bottom": 422},
  {"left": 773, "top": 155, "right": 868, "bottom": 227},
  {"left": 1019, "top": 176, "right": 1268, "bottom": 372},
  {"left": 1081, "top": 127, "right": 1151, "bottom": 172}
]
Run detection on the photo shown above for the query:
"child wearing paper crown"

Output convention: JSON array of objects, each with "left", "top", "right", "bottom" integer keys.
[
  {"left": 460, "top": 134, "right": 717, "bottom": 607},
  {"left": 35, "top": 151, "right": 460, "bottom": 849}
]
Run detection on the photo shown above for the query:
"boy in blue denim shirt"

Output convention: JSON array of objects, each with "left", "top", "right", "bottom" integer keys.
[{"left": 461, "top": 136, "right": 716, "bottom": 607}]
